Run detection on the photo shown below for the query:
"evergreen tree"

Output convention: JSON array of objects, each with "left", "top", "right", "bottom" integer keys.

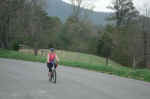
[{"left": 109, "top": 0, "right": 139, "bottom": 27}]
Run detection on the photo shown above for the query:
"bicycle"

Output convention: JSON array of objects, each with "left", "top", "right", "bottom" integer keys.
[{"left": 49, "top": 64, "right": 57, "bottom": 83}]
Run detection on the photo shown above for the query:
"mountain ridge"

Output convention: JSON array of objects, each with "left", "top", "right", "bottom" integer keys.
[{"left": 45, "top": 0, "right": 112, "bottom": 25}]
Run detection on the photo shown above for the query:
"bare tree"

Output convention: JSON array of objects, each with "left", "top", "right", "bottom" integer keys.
[
  {"left": 70, "top": 0, "right": 82, "bottom": 18},
  {"left": 69, "top": 0, "right": 94, "bottom": 20}
]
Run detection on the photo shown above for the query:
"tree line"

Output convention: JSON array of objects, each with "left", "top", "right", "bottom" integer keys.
[{"left": 97, "top": 0, "right": 150, "bottom": 68}]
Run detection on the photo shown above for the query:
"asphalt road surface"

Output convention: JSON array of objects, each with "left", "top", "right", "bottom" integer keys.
[{"left": 0, "top": 58, "right": 150, "bottom": 99}]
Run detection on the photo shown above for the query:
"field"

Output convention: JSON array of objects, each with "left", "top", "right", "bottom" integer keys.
[
  {"left": 19, "top": 49, "right": 121, "bottom": 67},
  {"left": 0, "top": 48, "right": 150, "bottom": 82}
]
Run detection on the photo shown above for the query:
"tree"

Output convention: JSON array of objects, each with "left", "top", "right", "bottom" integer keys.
[
  {"left": 105, "top": 0, "right": 143, "bottom": 68},
  {"left": 45, "top": 16, "right": 62, "bottom": 49},
  {"left": 70, "top": 0, "right": 82, "bottom": 19},
  {"left": 109, "top": 0, "right": 139, "bottom": 27},
  {"left": 22, "top": 0, "right": 49, "bottom": 55},
  {"left": 0, "top": 0, "right": 50, "bottom": 56},
  {"left": 0, "top": 0, "right": 27, "bottom": 49},
  {"left": 140, "top": 7, "right": 150, "bottom": 68},
  {"left": 97, "top": 25, "right": 113, "bottom": 66},
  {"left": 60, "top": 16, "right": 98, "bottom": 53},
  {"left": 69, "top": 0, "right": 94, "bottom": 21}
]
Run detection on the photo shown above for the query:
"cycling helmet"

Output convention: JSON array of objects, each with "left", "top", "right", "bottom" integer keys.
[{"left": 50, "top": 48, "right": 54, "bottom": 52}]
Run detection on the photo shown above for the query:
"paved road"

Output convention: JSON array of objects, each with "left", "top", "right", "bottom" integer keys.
[{"left": 0, "top": 58, "right": 150, "bottom": 99}]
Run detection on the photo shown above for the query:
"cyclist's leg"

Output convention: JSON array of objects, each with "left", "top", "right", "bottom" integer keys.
[{"left": 47, "top": 63, "right": 53, "bottom": 77}]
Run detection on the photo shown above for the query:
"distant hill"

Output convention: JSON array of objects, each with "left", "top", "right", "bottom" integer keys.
[{"left": 45, "top": 0, "right": 112, "bottom": 25}]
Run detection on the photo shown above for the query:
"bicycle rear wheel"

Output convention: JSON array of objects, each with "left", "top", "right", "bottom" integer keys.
[{"left": 52, "top": 70, "right": 56, "bottom": 83}]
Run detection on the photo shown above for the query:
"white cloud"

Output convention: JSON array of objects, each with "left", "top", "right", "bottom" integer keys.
[
  {"left": 62, "top": 0, "right": 150, "bottom": 13},
  {"left": 92, "top": 0, "right": 112, "bottom": 12}
]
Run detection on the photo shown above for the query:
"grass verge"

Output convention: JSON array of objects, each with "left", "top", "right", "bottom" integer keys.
[{"left": 0, "top": 48, "right": 150, "bottom": 82}]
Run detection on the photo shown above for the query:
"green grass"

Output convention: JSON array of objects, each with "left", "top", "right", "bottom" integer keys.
[
  {"left": 0, "top": 49, "right": 46, "bottom": 63},
  {"left": 0, "top": 48, "right": 150, "bottom": 82}
]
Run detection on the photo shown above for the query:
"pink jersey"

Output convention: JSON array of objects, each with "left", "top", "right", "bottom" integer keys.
[{"left": 48, "top": 53, "right": 56, "bottom": 62}]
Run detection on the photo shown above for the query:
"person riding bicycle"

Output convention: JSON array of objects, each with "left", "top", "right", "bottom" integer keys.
[{"left": 47, "top": 48, "right": 59, "bottom": 79}]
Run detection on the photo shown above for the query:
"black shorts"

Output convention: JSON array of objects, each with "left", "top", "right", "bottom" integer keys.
[{"left": 47, "top": 62, "right": 56, "bottom": 72}]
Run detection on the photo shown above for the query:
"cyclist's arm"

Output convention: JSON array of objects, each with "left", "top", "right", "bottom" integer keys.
[
  {"left": 47, "top": 54, "right": 49, "bottom": 63},
  {"left": 55, "top": 55, "right": 59, "bottom": 63}
]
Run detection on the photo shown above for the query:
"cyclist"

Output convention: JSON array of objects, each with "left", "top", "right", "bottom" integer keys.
[{"left": 47, "top": 48, "right": 59, "bottom": 80}]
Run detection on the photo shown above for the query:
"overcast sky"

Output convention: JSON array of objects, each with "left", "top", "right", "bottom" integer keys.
[{"left": 62, "top": 0, "right": 150, "bottom": 14}]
